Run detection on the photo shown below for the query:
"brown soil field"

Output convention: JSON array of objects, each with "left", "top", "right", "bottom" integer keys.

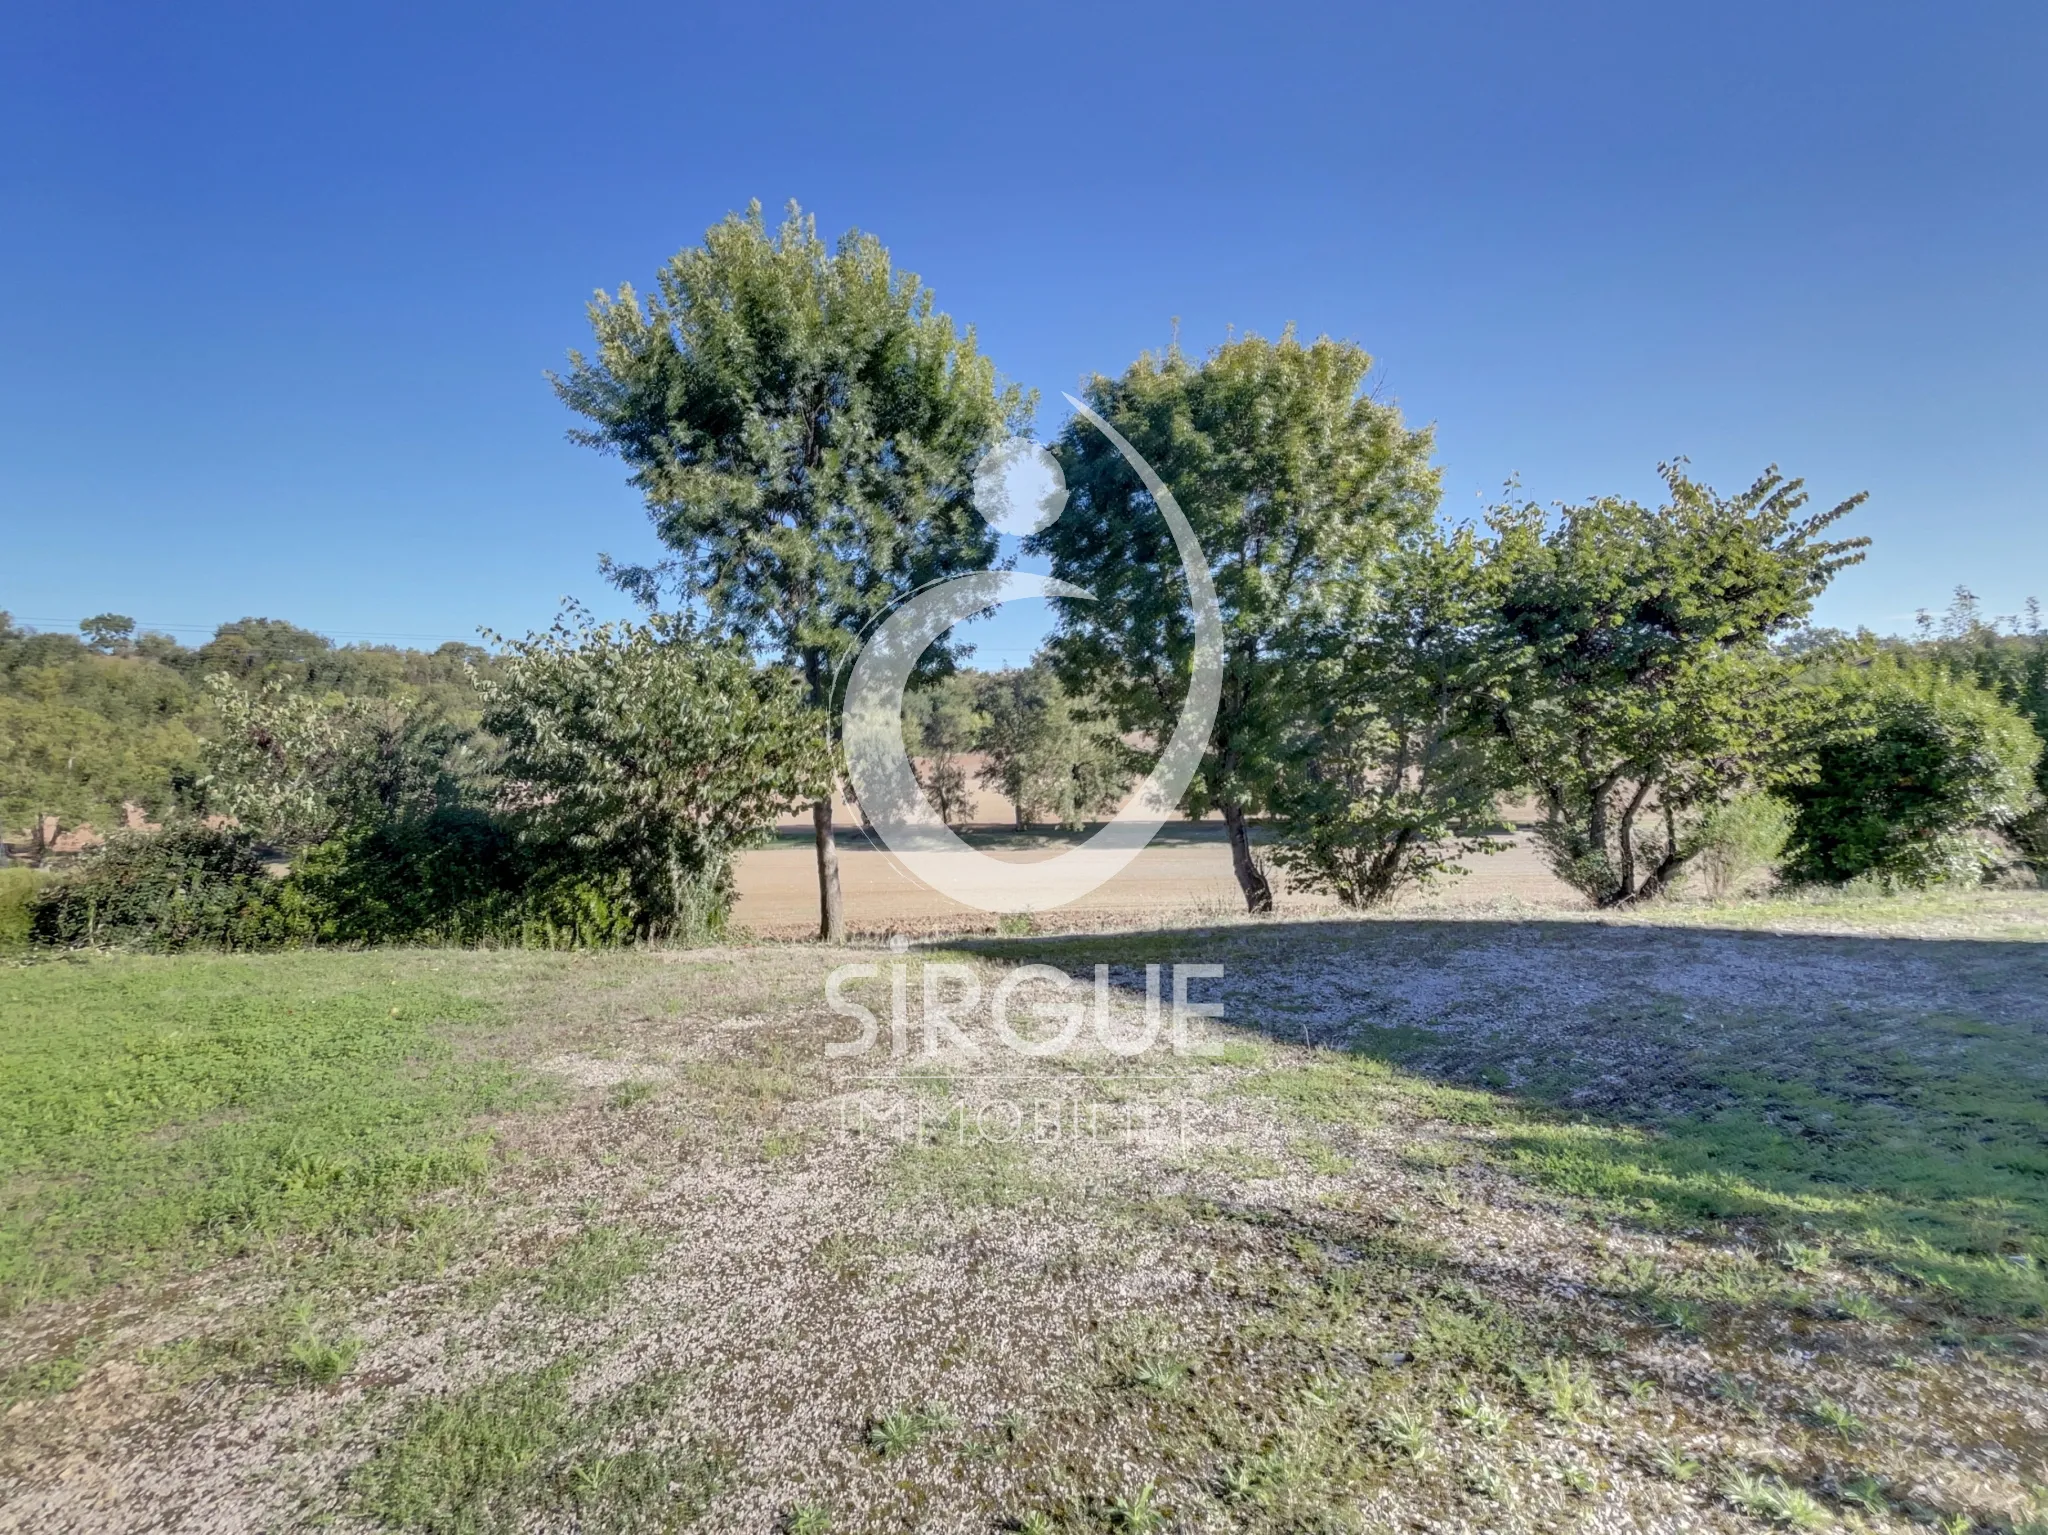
[{"left": 734, "top": 825, "right": 1579, "bottom": 937}]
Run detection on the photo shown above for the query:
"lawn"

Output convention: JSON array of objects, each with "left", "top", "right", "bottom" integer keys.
[{"left": 2, "top": 893, "right": 2045, "bottom": 1533}]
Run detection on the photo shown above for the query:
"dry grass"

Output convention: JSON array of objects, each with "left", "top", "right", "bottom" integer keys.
[{"left": 2, "top": 889, "right": 2046, "bottom": 1532}]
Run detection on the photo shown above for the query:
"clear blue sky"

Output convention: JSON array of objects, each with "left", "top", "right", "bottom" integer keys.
[{"left": 3, "top": 1, "right": 2043, "bottom": 664}]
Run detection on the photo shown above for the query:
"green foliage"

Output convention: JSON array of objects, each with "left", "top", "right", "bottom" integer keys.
[
  {"left": 555, "top": 201, "right": 1021, "bottom": 695},
  {"left": 1476, "top": 463, "right": 1867, "bottom": 905},
  {"left": 0, "top": 678, "right": 200, "bottom": 837},
  {"left": 0, "top": 953, "right": 519, "bottom": 1307},
  {"left": 1688, "top": 791, "right": 1795, "bottom": 899},
  {"left": 0, "top": 868, "right": 50, "bottom": 952},
  {"left": 975, "top": 661, "right": 1134, "bottom": 829},
  {"left": 481, "top": 608, "right": 827, "bottom": 941},
  {"left": 0, "top": 610, "right": 492, "bottom": 853},
  {"left": 554, "top": 200, "right": 1022, "bottom": 936},
  {"left": 902, "top": 671, "right": 986, "bottom": 825},
  {"left": 1782, "top": 652, "right": 2041, "bottom": 887},
  {"left": 28, "top": 825, "right": 313, "bottom": 952},
  {"left": 1036, "top": 328, "right": 1439, "bottom": 910},
  {"left": 1272, "top": 526, "right": 1508, "bottom": 906}
]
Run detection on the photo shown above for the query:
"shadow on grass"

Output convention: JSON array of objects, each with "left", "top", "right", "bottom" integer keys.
[{"left": 964, "top": 917, "right": 2048, "bottom": 1324}]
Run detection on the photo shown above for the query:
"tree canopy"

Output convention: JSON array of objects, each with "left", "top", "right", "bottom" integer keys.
[
  {"left": 553, "top": 201, "right": 1023, "bottom": 938},
  {"left": 1034, "top": 330, "right": 1439, "bottom": 911}
]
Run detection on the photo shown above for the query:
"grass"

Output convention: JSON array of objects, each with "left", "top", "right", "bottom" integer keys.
[
  {"left": 354, "top": 1360, "right": 721, "bottom": 1534},
  {"left": 7, "top": 896, "right": 2048, "bottom": 1531},
  {"left": 534, "top": 1225, "right": 651, "bottom": 1313},
  {"left": 864, "top": 1402, "right": 955, "bottom": 1457},
  {"left": 0, "top": 952, "right": 531, "bottom": 1308}
]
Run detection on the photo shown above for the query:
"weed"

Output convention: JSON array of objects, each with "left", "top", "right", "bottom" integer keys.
[
  {"left": 1103, "top": 1483, "right": 1165, "bottom": 1532},
  {"left": 1722, "top": 1469, "right": 1830, "bottom": 1528},
  {"left": 1828, "top": 1289, "right": 1891, "bottom": 1323},
  {"left": 1448, "top": 1388, "right": 1507, "bottom": 1436},
  {"left": 1125, "top": 1355, "right": 1191, "bottom": 1398},
  {"left": 1777, "top": 1239, "right": 1831, "bottom": 1275},
  {"left": 1803, "top": 1396, "right": 1866, "bottom": 1439},
  {"left": 1375, "top": 1407, "right": 1434, "bottom": 1461},
  {"left": 1839, "top": 1475, "right": 1889, "bottom": 1516},
  {"left": 607, "top": 1076, "right": 661, "bottom": 1110},
  {"left": 865, "top": 1403, "right": 954, "bottom": 1457},
  {"left": 781, "top": 1504, "right": 832, "bottom": 1534},
  {"left": 1517, "top": 1358, "right": 1599, "bottom": 1423},
  {"left": 1650, "top": 1445, "right": 1702, "bottom": 1482},
  {"left": 285, "top": 1328, "right": 361, "bottom": 1385},
  {"left": 1711, "top": 1371, "right": 1761, "bottom": 1416}
]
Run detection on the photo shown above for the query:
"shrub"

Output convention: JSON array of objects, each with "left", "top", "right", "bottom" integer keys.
[
  {"left": 1783, "top": 656, "right": 2042, "bottom": 887},
  {"left": 1688, "top": 792, "right": 1795, "bottom": 899},
  {"left": 480, "top": 610, "right": 826, "bottom": 942},
  {"left": 296, "top": 810, "right": 645, "bottom": 949},
  {"left": 28, "top": 825, "right": 312, "bottom": 952},
  {"left": 0, "top": 867, "right": 52, "bottom": 953}
]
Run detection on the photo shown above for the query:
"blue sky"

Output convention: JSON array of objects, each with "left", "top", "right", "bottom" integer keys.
[{"left": 2, "top": 0, "right": 2043, "bottom": 664}]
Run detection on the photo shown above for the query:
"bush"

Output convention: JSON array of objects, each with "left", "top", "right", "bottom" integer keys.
[
  {"left": 1783, "top": 657, "right": 2042, "bottom": 888},
  {"left": 0, "top": 867, "right": 52, "bottom": 953},
  {"left": 28, "top": 825, "right": 313, "bottom": 952},
  {"left": 1688, "top": 793, "right": 1795, "bottom": 899},
  {"left": 295, "top": 810, "right": 643, "bottom": 949}
]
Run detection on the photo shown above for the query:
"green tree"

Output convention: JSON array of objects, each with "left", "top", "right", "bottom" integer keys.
[
  {"left": 199, "top": 676, "right": 379, "bottom": 847},
  {"left": 1036, "top": 330, "right": 1439, "bottom": 911},
  {"left": 902, "top": 672, "right": 985, "bottom": 826},
  {"left": 1476, "top": 463, "right": 1867, "bottom": 906},
  {"left": 553, "top": 201, "right": 1022, "bottom": 939},
  {"left": 976, "top": 662, "right": 1134, "bottom": 830},
  {"left": 479, "top": 610, "right": 828, "bottom": 940},
  {"left": 78, "top": 614, "right": 136, "bottom": 654},
  {"left": 1914, "top": 587, "right": 2048, "bottom": 862},
  {"left": 1270, "top": 527, "right": 1507, "bottom": 907},
  {"left": 1782, "top": 652, "right": 2041, "bottom": 886}
]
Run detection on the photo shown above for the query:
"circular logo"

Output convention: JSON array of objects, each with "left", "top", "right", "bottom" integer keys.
[{"left": 839, "top": 393, "right": 1222, "bottom": 913}]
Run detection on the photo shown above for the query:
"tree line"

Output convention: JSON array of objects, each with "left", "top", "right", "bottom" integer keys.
[{"left": 5, "top": 200, "right": 2044, "bottom": 950}]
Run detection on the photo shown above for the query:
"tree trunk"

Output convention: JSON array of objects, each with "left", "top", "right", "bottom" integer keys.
[
  {"left": 1221, "top": 803, "right": 1274, "bottom": 914},
  {"left": 812, "top": 796, "right": 845, "bottom": 942}
]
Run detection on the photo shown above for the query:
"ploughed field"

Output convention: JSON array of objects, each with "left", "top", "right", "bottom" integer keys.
[{"left": 3, "top": 889, "right": 2047, "bottom": 1533}]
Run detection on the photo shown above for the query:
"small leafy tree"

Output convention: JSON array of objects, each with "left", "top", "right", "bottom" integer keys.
[
  {"left": 200, "top": 676, "right": 378, "bottom": 847},
  {"left": 976, "top": 662, "right": 1134, "bottom": 830},
  {"left": 479, "top": 610, "right": 827, "bottom": 940},
  {"left": 1036, "top": 330, "right": 1439, "bottom": 910},
  {"left": 1782, "top": 653, "right": 2041, "bottom": 887},
  {"left": 554, "top": 201, "right": 1022, "bottom": 939},
  {"left": 1271, "top": 527, "right": 1507, "bottom": 907},
  {"left": 1476, "top": 463, "right": 1867, "bottom": 906},
  {"left": 902, "top": 672, "right": 984, "bottom": 826}
]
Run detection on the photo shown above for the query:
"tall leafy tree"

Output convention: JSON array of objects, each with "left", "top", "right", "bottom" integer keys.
[
  {"left": 1035, "top": 331, "right": 1439, "bottom": 910},
  {"left": 553, "top": 202, "right": 1023, "bottom": 939},
  {"left": 1476, "top": 463, "right": 1868, "bottom": 906}
]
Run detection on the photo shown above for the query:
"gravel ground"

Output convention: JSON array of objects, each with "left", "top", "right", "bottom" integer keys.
[{"left": 4, "top": 892, "right": 2046, "bottom": 1533}]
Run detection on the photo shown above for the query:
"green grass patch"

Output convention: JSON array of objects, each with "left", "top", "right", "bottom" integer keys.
[
  {"left": 1499, "top": 1018, "right": 2048, "bottom": 1319},
  {"left": 0, "top": 952, "right": 532, "bottom": 1309},
  {"left": 354, "top": 1361, "right": 723, "bottom": 1532},
  {"left": 535, "top": 1225, "right": 652, "bottom": 1314}
]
